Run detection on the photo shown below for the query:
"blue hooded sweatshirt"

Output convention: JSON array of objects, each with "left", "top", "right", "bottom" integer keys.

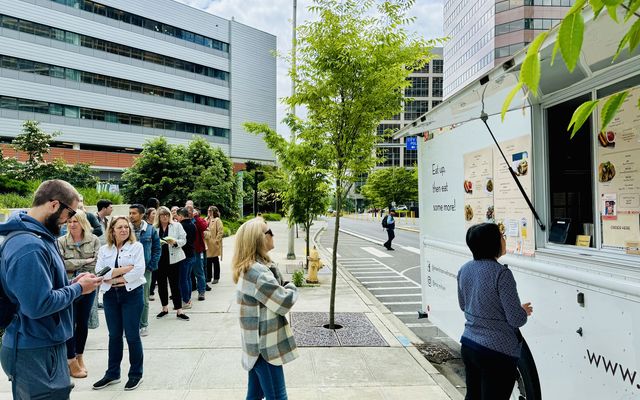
[{"left": 0, "top": 212, "right": 82, "bottom": 349}]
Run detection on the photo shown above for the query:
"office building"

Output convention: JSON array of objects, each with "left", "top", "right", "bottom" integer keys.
[
  {"left": 0, "top": 0, "right": 277, "bottom": 180},
  {"left": 443, "top": 0, "right": 573, "bottom": 97}
]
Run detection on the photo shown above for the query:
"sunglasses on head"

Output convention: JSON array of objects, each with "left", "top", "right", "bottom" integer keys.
[
  {"left": 264, "top": 229, "right": 273, "bottom": 237},
  {"left": 52, "top": 199, "right": 76, "bottom": 218}
]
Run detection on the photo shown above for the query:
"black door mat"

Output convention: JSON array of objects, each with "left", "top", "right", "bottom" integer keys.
[{"left": 290, "top": 312, "right": 389, "bottom": 347}]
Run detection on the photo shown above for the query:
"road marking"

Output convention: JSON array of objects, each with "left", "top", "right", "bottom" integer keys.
[
  {"left": 405, "top": 323, "right": 433, "bottom": 328},
  {"left": 400, "top": 246, "right": 421, "bottom": 254},
  {"left": 400, "top": 265, "right": 421, "bottom": 278},
  {"left": 375, "top": 293, "right": 422, "bottom": 298},
  {"left": 393, "top": 311, "right": 416, "bottom": 316},
  {"left": 361, "top": 279, "right": 408, "bottom": 284},
  {"left": 368, "top": 286, "right": 420, "bottom": 290},
  {"left": 361, "top": 246, "right": 392, "bottom": 258},
  {"left": 382, "top": 301, "right": 422, "bottom": 305},
  {"left": 326, "top": 248, "right": 341, "bottom": 258},
  {"left": 350, "top": 271, "right": 399, "bottom": 275}
]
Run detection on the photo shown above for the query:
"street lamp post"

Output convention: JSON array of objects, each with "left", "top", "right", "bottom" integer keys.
[{"left": 286, "top": 0, "right": 297, "bottom": 260}]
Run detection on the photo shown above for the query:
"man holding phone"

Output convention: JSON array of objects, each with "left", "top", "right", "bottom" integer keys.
[{"left": 0, "top": 180, "right": 103, "bottom": 400}]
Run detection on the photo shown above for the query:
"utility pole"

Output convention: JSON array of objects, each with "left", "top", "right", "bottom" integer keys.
[{"left": 286, "top": 0, "right": 297, "bottom": 260}]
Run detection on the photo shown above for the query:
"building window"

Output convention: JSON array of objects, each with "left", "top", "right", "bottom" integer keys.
[
  {"left": 406, "top": 77, "right": 429, "bottom": 98},
  {"left": 49, "top": 0, "right": 229, "bottom": 52},
  {"left": 0, "top": 55, "right": 229, "bottom": 111},
  {"left": 404, "top": 148, "right": 418, "bottom": 167},
  {"left": 0, "top": 95, "right": 229, "bottom": 138},
  {"left": 377, "top": 147, "right": 401, "bottom": 166},
  {"left": 432, "top": 77, "right": 443, "bottom": 98},
  {"left": 404, "top": 100, "right": 429, "bottom": 121},
  {"left": 495, "top": 42, "right": 528, "bottom": 59},
  {"left": 377, "top": 123, "right": 401, "bottom": 143},
  {"left": 432, "top": 60, "right": 443, "bottom": 74},
  {"left": 415, "top": 63, "right": 429, "bottom": 73},
  {"left": 0, "top": 15, "right": 229, "bottom": 82},
  {"left": 432, "top": 100, "right": 442, "bottom": 108}
]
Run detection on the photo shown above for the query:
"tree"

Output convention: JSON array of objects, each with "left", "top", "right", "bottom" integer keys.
[
  {"left": 39, "top": 158, "right": 99, "bottom": 188},
  {"left": 245, "top": 116, "right": 331, "bottom": 269},
  {"left": 360, "top": 167, "right": 418, "bottom": 209},
  {"left": 11, "top": 120, "right": 60, "bottom": 180},
  {"left": 502, "top": 1, "right": 640, "bottom": 137},
  {"left": 288, "top": 0, "right": 439, "bottom": 327},
  {"left": 121, "top": 137, "right": 191, "bottom": 206}
]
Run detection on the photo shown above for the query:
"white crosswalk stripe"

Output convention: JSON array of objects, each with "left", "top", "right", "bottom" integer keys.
[{"left": 361, "top": 246, "right": 392, "bottom": 258}]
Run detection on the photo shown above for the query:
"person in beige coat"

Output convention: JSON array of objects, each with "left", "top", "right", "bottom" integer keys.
[
  {"left": 57, "top": 210, "right": 101, "bottom": 379},
  {"left": 205, "top": 206, "right": 224, "bottom": 284}
]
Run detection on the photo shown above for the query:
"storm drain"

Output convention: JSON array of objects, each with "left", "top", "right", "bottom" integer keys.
[{"left": 414, "top": 343, "right": 459, "bottom": 364}]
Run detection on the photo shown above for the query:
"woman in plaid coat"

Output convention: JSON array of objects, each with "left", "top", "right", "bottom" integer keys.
[{"left": 233, "top": 218, "right": 298, "bottom": 400}]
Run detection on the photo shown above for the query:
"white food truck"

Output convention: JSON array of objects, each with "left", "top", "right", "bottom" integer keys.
[{"left": 395, "top": 9, "right": 640, "bottom": 400}]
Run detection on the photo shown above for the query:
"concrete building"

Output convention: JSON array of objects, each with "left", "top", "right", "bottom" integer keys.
[
  {"left": 375, "top": 47, "right": 443, "bottom": 170},
  {"left": 443, "top": 0, "right": 573, "bottom": 97},
  {"left": 0, "top": 0, "right": 276, "bottom": 180}
]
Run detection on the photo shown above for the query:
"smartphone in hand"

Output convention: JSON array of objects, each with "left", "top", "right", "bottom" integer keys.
[{"left": 96, "top": 266, "right": 111, "bottom": 277}]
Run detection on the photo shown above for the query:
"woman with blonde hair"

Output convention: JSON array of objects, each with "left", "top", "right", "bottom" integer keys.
[
  {"left": 57, "top": 210, "right": 101, "bottom": 379},
  {"left": 92, "top": 216, "right": 146, "bottom": 391},
  {"left": 233, "top": 218, "right": 298, "bottom": 400}
]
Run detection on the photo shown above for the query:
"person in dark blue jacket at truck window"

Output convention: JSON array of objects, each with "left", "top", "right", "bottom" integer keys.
[
  {"left": 0, "top": 180, "right": 103, "bottom": 400},
  {"left": 457, "top": 222, "right": 534, "bottom": 400},
  {"left": 129, "top": 204, "right": 161, "bottom": 337}
]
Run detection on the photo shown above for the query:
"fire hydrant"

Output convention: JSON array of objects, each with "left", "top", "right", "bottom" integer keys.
[{"left": 306, "top": 246, "right": 322, "bottom": 284}]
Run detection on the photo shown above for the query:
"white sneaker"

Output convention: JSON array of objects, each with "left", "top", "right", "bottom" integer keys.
[{"left": 139, "top": 327, "right": 149, "bottom": 337}]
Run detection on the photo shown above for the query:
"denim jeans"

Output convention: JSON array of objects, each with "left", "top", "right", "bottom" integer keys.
[
  {"left": 1, "top": 343, "right": 71, "bottom": 400},
  {"left": 180, "top": 256, "right": 195, "bottom": 303},
  {"left": 103, "top": 285, "right": 144, "bottom": 380},
  {"left": 246, "top": 356, "right": 288, "bottom": 400},
  {"left": 140, "top": 270, "right": 152, "bottom": 328},
  {"left": 193, "top": 252, "right": 207, "bottom": 294},
  {"left": 66, "top": 289, "right": 97, "bottom": 358}
]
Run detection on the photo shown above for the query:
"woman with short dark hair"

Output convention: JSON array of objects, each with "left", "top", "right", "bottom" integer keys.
[{"left": 457, "top": 223, "right": 533, "bottom": 400}]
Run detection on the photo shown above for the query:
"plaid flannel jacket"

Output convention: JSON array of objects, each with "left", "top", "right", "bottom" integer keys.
[{"left": 237, "top": 261, "right": 299, "bottom": 370}]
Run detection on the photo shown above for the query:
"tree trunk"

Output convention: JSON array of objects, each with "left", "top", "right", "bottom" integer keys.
[
  {"left": 305, "top": 220, "right": 311, "bottom": 270},
  {"left": 329, "top": 180, "right": 341, "bottom": 329}
]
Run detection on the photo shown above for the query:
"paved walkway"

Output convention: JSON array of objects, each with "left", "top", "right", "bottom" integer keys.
[{"left": 0, "top": 219, "right": 460, "bottom": 400}]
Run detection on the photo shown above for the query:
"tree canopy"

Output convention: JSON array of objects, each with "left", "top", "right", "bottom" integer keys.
[{"left": 360, "top": 167, "right": 418, "bottom": 209}]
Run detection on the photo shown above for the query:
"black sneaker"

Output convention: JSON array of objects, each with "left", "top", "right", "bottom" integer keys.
[
  {"left": 176, "top": 313, "right": 190, "bottom": 321},
  {"left": 124, "top": 377, "right": 143, "bottom": 391},
  {"left": 93, "top": 376, "right": 120, "bottom": 390},
  {"left": 156, "top": 311, "right": 168, "bottom": 319},
  {"left": 205, "top": 285, "right": 212, "bottom": 292},
  {"left": 198, "top": 294, "right": 205, "bottom": 301}
]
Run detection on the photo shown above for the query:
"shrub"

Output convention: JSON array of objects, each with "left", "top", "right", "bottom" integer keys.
[
  {"left": 0, "top": 176, "right": 30, "bottom": 196},
  {"left": 291, "top": 269, "right": 305, "bottom": 287},
  {"left": 78, "top": 187, "right": 123, "bottom": 205},
  {"left": 262, "top": 213, "right": 282, "bottom": 221},
  {"left": 0, "top": 193, "right": 33, "bottom": 209}
]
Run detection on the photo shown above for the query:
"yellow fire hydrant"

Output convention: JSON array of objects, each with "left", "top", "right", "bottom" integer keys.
[{"left": 306, "top": 246, "right": 322, "bottom": 284}]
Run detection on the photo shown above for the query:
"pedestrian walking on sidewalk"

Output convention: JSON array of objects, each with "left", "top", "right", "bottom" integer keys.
[
  {"left": 92, "top": 216, "right": 147, "bottom": 391},
  {"left": 233, "top": 218, "right": 299, "bottom": 400},
  {"left": 57, "top": 210, "right": 101, "bottom": 379},
  {"left": 457, "top": 223, "right": 533, "bottom": 400},
  {"left": 0, "top": 180, "right": 102, "bottom": 400},
  {"left": 382, "top": 210, "right": 396, "bottom": 250}
]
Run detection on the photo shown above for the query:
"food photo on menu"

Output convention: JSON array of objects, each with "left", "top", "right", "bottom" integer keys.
[{"left": 512, "top": 151, "right": 528, "bottom": 176}]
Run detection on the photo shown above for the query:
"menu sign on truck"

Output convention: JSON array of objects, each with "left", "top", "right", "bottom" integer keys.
[
  {"left": 597, "top": 87, "right": 640, "bottom": 252},
  {"left": 463, "top": 135, "right": 535, "bottom": 256}
]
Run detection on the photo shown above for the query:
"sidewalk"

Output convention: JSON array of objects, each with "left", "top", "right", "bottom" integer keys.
[{"left": 0, "top": 219, "right": 460, "bottom": 400}]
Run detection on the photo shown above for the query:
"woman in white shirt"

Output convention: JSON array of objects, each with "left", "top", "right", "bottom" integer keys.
[{"left": 92, "top": 216, "right": 146, "bottom": 392}]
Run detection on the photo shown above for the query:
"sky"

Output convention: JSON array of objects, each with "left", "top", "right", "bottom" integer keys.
[{"left": 174, "top": 0, "right": 445, "bottom": 137}]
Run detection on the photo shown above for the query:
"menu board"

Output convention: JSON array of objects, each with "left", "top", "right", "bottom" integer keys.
[
  {"left": 463, "top": 135, "right": 535, "bottom": 256},
  {"left": 596, "top": 87, "right": 640, "bottom": 252}
]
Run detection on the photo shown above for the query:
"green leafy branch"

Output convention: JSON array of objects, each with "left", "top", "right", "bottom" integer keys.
[{"left": 502, "top": 0, "right": 640, "bottom": 137}]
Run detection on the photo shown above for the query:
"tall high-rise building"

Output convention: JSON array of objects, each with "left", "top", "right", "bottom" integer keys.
[
  {"left": 443, "top": 0, "right": 573, "bottom": 97},
  {"left": 0, "top": 0, "right": 276, "bottom": 180}
]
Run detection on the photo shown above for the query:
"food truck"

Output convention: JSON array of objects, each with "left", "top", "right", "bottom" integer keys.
[{"left": 395, "top": 8, "right": 640, "bottom": 400}]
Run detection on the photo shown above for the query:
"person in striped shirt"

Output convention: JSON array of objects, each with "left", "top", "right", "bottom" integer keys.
[{"left": 233, "top": 218, "right": 299, "bottom": 400}]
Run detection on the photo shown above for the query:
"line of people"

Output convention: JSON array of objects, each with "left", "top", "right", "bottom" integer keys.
[{"left": 0, "top": 180, "right": 226, "bottom": 397}]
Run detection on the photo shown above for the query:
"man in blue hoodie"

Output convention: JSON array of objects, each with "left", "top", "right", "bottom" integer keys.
[{"left": 0, "top": 180, "right": 103, "bottom": 399}]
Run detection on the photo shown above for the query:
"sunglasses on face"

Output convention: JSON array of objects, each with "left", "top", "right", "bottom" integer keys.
[
  {"left": 264, "top": 229, "right": 274, "bottom": 237},
  {"left": 52, "top": 199, "right": 76, "bottom": 218}
]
